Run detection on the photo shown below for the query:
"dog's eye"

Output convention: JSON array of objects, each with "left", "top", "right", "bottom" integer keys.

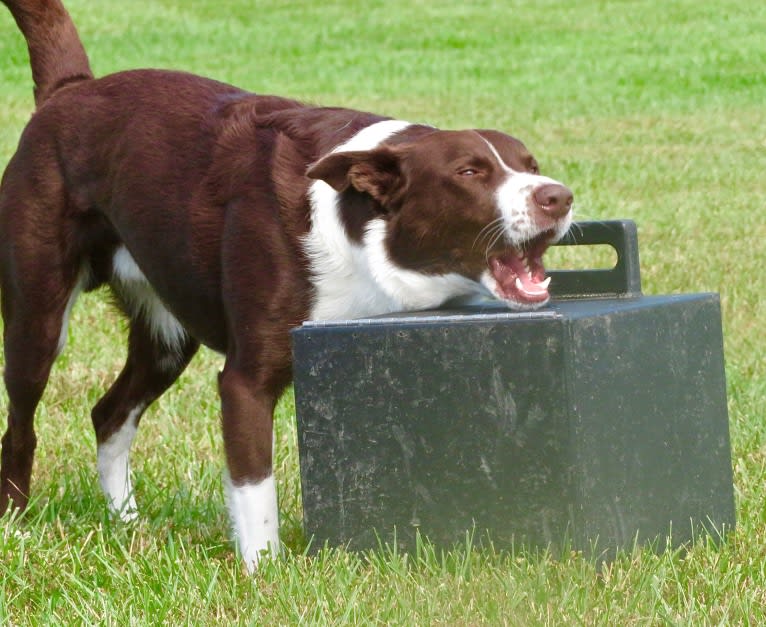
[
  {"left": 529, "top": 162, "right": 540, "bottom": 175},
  {"left": 458, "top": 168, "right": 478, "bottom": 176}
]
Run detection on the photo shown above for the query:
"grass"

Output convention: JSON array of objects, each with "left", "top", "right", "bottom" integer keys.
[{"left": 1, "top": 0, "right": 765, "bottom": 623}]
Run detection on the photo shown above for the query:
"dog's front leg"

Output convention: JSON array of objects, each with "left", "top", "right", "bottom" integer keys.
[{"left": 218, "top": 365, "right": 281, "bottom": 573}]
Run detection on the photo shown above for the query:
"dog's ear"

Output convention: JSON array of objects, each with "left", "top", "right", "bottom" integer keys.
[{"left": 306, "top": 147, "right": 406, "bottom": 208}]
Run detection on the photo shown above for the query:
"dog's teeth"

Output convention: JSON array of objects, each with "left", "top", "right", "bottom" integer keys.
[
  {"left": 515, "top": 277, "right": 524, "bottom": 292},
  {"left": 540, "top": 277, "right": 551, "bottom": 289}
]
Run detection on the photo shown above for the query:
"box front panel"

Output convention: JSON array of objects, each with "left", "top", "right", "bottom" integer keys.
[{"left": 293, "top": 317, "right": 572, "bottom": 551}]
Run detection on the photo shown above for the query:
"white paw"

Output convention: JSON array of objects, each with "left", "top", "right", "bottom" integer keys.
[{"left": 226, "top": 474, "right": 281, "bottom": 573}]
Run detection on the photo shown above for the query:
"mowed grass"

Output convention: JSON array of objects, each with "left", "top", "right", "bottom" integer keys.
[{"left": 1, "top": 0, "right": 765, "bottom": 623}]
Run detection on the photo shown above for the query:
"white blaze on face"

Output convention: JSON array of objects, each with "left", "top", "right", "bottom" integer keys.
[{"left": 481, "top": 137, "right": 572, "bottom": 243}]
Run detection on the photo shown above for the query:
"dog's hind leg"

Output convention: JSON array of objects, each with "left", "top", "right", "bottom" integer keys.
[
  {"left": 0, "top": 259, "right": 85, "bottom": 516},
  {"left": 91, "top": 317, "right": 199, "bottom": 520}
]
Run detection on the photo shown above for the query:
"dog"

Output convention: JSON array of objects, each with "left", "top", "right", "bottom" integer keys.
[{"left": 0, "top": 0, "right": 573, "bottom": 571}]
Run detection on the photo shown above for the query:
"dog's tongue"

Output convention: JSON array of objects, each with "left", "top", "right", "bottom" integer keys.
[{"left": 489, "top": 250, "right": 551, "bottom": 304}]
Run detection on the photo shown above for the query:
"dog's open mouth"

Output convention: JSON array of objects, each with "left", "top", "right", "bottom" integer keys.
[{"left": 488, "top": 230, "right": 555, "bottom": 307}]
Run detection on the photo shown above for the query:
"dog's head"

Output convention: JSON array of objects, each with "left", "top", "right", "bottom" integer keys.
[{"left": 307, "top": 127, "right": 572, "bottom": 311}]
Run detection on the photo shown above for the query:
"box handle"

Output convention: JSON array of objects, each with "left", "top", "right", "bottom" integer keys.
[{"left": 548, "top": 220, "right": 642, "bottom": 298}]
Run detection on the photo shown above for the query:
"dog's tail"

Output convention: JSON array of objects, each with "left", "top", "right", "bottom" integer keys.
[{"left": 2, "top": 0, "right": 93, "bottom": 107}]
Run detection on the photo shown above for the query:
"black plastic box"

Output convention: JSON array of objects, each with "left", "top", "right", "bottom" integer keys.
[{"left": 291, "top": 221, "right": 735, "bottom": 555}]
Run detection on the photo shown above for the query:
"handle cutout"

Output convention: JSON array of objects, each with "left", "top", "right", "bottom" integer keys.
[
  {"left": 546, "top": 220, "right": 642, "bottom": 299},
  {"left": 545, "top": 243, "right": 618, "bottom": 272}
]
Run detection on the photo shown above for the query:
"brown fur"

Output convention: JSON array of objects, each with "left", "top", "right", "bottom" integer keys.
[{"left": 0, "top": 1, "right": 572, "bottom": 564}]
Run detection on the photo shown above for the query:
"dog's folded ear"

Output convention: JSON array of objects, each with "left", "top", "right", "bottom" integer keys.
[{"left": 306, "top": 147, "right": 406, "bottom": 209}]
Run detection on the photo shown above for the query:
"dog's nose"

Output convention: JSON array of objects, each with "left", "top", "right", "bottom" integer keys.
[{"left": 533, "top": 183, "right": 573, "bottom": 219}]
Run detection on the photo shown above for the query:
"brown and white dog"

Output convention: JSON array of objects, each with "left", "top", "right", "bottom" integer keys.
[{"left": 0, "top": 0, "right": 573, "bottom": 571}]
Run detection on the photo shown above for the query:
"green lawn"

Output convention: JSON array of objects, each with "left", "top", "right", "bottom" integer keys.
[{"left": 1, "top": 0, "right": 765, "bottom": 623}]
